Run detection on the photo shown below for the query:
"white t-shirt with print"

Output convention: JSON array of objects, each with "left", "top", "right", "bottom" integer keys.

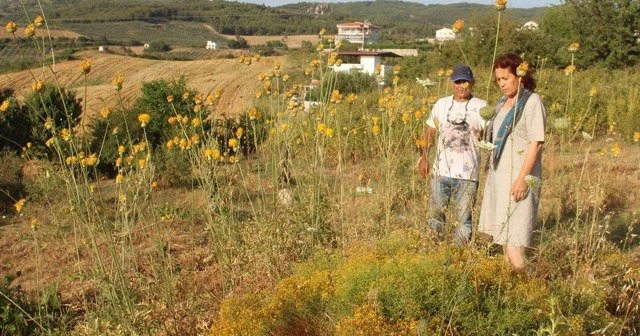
[{"left": 426, "top": 95, "right": 486, "bottom": 181}]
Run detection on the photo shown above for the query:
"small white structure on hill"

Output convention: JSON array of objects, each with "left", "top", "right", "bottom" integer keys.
[
  {"left": 329, "top": 50, "right": 401, "bottom": 77},
  {"left": 206, "top": 41, "right": 217, "bottom": 50},
  {"left": 436, "top": 27, "right": 456, "bottom": 42}
]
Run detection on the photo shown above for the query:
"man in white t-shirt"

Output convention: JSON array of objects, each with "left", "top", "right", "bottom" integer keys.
[{"left": 417, "top": 64, "right": 486, "bottom": 245}]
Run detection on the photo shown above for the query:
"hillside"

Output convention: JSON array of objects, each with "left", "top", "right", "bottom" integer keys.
[
  {"left": 0, "top": 50, "right": 287, "bottom": 119},
  {"left": 1, "top": 0, "right": 546, "bottom": 44}
]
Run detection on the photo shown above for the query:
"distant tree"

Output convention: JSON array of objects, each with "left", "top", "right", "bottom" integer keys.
[
  {"left": 540, "top": 4, "right": 578, "bottom": 67},
  {"left": 147, "top": 40, "right": 171, "bottom": 52},
  {"left": 228, "top": 36, "right": 249, "bottom": 49},
  {"left": 562, "top": 0, "right": 640, "bottom": 68}
]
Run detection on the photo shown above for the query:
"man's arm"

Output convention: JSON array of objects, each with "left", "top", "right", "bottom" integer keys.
[{"left": 418, "top": 126, "right": 436, "bottom": 179}]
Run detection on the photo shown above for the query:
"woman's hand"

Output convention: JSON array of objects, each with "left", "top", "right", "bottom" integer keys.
[{"left": 511, "top": 175, "right": 528, "bottom": 202}]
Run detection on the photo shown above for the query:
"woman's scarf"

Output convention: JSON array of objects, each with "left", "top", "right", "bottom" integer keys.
[{"left": 485, "top": 88, "right": 532, "bottom": 168}]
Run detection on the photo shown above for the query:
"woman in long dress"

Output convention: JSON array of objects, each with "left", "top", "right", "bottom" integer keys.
[{"left": 479, "top": 53, "right": 547, "bottom": 272}]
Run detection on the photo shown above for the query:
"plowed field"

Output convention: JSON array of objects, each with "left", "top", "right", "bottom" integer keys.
[{"left": 0, "top": 50, "right": 287, "bottom": 119}]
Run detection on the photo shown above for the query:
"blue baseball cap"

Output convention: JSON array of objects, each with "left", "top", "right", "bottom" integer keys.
[{"left": 450, "top": 64, "right": 474, "bottom": 82}]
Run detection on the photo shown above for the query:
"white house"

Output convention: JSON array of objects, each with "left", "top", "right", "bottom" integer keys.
[
  {"left": 329, "top": 50, "right": 401, "bottom": 77},
  {"left": 336, "top": 21, "right": 381, "bottom": 46},
  {"left": 206, "top": 41, "right": 217, "bottom": 50},
  {"left": 435, "top": 27, "right": 456, "bottom": 42},
  {"left": 520, "top": 21, "right": 539, "bottom": 31}
]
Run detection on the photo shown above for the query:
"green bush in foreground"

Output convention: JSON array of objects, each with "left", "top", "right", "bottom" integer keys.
[{"left": 211, "top": 231, "right": 636, "bottom": 335}]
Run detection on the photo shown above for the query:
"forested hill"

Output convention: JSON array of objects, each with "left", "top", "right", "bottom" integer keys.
[{"left": 2, "top": 0, "right": 545, "bottom": 38}]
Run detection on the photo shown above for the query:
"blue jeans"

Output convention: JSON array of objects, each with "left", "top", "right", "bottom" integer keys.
[{"left": 429, "top": 177, "right": 478, "bottom": 245}]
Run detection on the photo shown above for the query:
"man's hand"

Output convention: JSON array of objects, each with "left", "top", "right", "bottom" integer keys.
[{"left": 417, "top": 156, "right": 430, "bottom": 179}]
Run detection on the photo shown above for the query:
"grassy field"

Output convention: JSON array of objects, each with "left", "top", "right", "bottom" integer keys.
[{"left": 1, "top": 14, "right": 639, "bottom": 336}]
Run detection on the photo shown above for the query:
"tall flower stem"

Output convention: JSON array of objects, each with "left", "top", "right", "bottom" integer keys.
[{"left": 485, "top": 10, "right": 502, "bottom": 102}]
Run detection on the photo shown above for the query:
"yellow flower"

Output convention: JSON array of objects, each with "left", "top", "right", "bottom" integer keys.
[
  {"left": 235, "top": 127, "right": 244, "bottom": 138},
  {"left": 229, "top": 155, "right": 239, "bottom": 163},
  {"left": 100, "top": 106, "right": 111, "bottom": 118},
  {"left": 228, "top": 138, "right": 239, "bottom": 148},
  {"left": 372, "top": 116, "right": 380, "bottom": 125},
  {"left": 168, "top": 116, "right": 178, "bottom": 125},
  {"left": 393, "top": 64, "right": 401, "bottom": 75},
  {"left": 138, "top": 113, "right": 151, "bottom": 127},
  {"left": 589, "top": 87, "right": 598, "bottom": 97},
  {"left": 5, "top": 21, "right": 17, "bottom": 34},
  {"left": 280, "top": 122, "right": 289, "bottom": 132},
  {"left": 283, "top": 74, "right": 290, "bottom": 82},
  {"left": 516, "top": 61, "right": 529, "bottom": 77},
  {"left": 437, "top": 68, "right": 445, "bottom": 77},
  {"left": 166, "top": 95, "right": 174, "bottom": 104},
  {"left": 112, "top": 74, "right": 124, "bottom": 91},
  {"left": 452, "top": 19, "right": 464, "bottom": 33},
  {"left": 85, "top": 153, "right": 98, "bottom": 166},
  {"left": 612, "top": 143, "right": 621, "bottom": 157},
  {"left": 138, "top": 158, "right": 146, "bottom": 169},
  {"left": 248, "top": 107, "right": 260, "bottom": 120},
  {"left": 30, "top": 219, "right": 39, "bottom": 231},
  {"left": 191, "top": 117, "right": 202, "bottom": 127},
  {"left": 33, "top": 15, "right": 45, "bottom": 27},
  {"left": 495, "top": 0, "right": 507, "bottom": 10},
  {"left": 324, "top": 128, "right": 334, "bottom": 137},
  {"left": 317, "top": 123, "right": 327, "bottom": 133},
  {"left": 633, "top": 132, "right": 640, "bottom": 142},
  {"left": 65, "top": 155, "right": 78, "bottom": 165},
  {"left": 568, "top": 42, "right": 580, "bottom": 53},
  {"left": 319, "top": 28, "right": 327, "bottom": 36},
  {"left": 0, "top": 100, "right": 9, "bottom": 112},
  {"left": 182, "top": 91, "right": 190, "bottom": 100},
  {"left": 372, "top": 125, "right": 381, "bottom": 135},
  {"left": 24, "top": 24, "right": 35, "bottom": 37},
  {"left": 31, "top": 80, "right": 44, "bottom": 92},
  {"left": 564, "top": 64, "right": 576, "bottom": 76},
  {"left": 14, "top": 198, "right": 26, "bottom": 213},
  {"left": 60, "top": 128, "right": 71, "bottom": 141},
  {"left": 45, "top": 138, "right": 54, "bottom": 147},
  {"left": 80, "top": 59, "right": 91, "bottom": 74},
  {"left": 115, "top": 157, "right": 123, "bottom": 167},
  {"left": 347, "top": 93, "right": 357, "bottom": 104},
  {"left": 402, "top": 113, "right": 411, "bottom": 124},
  {"left": 116, "top": 173, "right": 124, "bottom": 184},
  {"left": 117, "top": 145, "right": 126, "bottom": 155},
  {"left": 330, "top": 90, "right": 343, "bottom": 103},
  {"left": 416, "top": 138, "right": 427, "bottom": 148}
]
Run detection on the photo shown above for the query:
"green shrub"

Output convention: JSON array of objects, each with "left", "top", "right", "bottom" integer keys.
[
  {"left": 0, "top": 88, "right": 32, "bottom": 153},
  {"left": 22, "top": 82, "right": 82, "bottom": 150},
  {"left": 0, "top": 150, "right": 24, "bottom": 213}
]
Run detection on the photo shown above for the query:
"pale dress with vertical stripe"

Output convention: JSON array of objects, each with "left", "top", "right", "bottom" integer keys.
[{"left": 478, "top": 93, "right": 546, "bottom": 247}]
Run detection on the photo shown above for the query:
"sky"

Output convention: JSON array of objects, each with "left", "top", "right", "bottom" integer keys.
[{"left": 235, "top": 0, "right": 562, "bottom": 8}]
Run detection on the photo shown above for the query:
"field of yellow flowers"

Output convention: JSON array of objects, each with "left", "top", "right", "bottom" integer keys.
[{"left": 1, "top": 5, "right": 640, "bottom": 336}]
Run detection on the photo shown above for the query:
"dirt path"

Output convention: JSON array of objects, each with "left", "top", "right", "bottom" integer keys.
[{"left": 0, "top": 50, "right": 287, "bottom": 121}]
